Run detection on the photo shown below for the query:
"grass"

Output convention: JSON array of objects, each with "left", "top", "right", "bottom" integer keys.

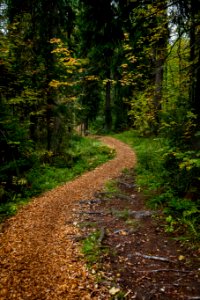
[
  {"left": 113, "top": 130, "right": 200, "bottom": 245},
  {"left": 113, "top": 130, "right": 168, "bottom": 194},
  {"left": 104, "top": 179, "right": 119, "bottom": 194},
  {"left": 81, "top": 230, "right": 108, "bottom": 267},
  {"left": 0, "top": 135, "right": 115, "bottom": 220}
]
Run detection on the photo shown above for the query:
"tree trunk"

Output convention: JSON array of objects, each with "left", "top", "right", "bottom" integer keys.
[
  {"left": 105, "top": 79, "right": 112, "bottom": 131},
  {"left": 153, "top": 1, "right": 168, "bottom": 133},
  {"left": 189, "top": 1, "right": 200, "bottom": 122}
]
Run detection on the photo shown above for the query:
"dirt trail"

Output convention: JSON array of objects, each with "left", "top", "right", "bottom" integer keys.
[{"left": 0, "top": 137, "right": 136, "bottom": 300}]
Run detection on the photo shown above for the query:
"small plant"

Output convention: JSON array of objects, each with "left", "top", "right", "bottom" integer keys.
[
  {"left": 104, "top": 180, "right": 120, "bottom": 194},
  {"left": 111, "top": 290, "right": 127, "bottom": 299},
  {"left": 165, "top": 215, "right": 177, "bottom": 233},
  {"left": 82, "top": 230, "right": 106, "bottom": 266}
]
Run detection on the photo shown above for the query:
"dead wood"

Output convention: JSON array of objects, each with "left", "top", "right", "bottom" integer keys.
[
  {"left": 79, "top": 199, "right": 101, "bottom": 205},
  {"left": 135, "top": 252, "right": 174, "bottom": 263},
  {"left": 117, "top": 180, "right": 136, "bottom": 188},
  {"left": 98, "top": 227, "right": 106, "bottom": 244},
  {"left": 137, "top": 269, "right": 192, "bottom": 273},
  {"left": 129, "top": 210, "right": 155, "bottom": 218},
  {"left": 75, "top": 211, "right": 104, "bottom": 215},
  {"left": 95, "top": 191, "right": 133, "bottom": 201}
]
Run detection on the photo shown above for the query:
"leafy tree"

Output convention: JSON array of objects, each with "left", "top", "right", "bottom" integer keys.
[{"left": 5, "top": 0, "right": 77, "bottom": 150}]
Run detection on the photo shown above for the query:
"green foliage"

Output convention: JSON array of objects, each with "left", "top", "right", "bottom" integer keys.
[
  {"left": 160, "top": 107, "right": 196, "bottom": 147},
  {"left": 113, "top": 131, "right": 167, "bottom": 192},
  {"left": 114, "top": 130, "right": 200, "bottom": 243},
  {"left": 81, "top": 230, "right": 105, "bottom": 266},
  {"left": 0, "top": 98, "right": 35, "bottom": 204},
  {"left": 162, "top": 149, "right": 200, "bottom": 196},
  {"left": 129, "top": 90, "right": 158, "bottom": 136},
  {"left": 104, "top": 180, "right": 119, "bottom": 194}
]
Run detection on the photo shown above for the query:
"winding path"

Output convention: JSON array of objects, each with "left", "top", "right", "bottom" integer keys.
[{"left": 0, "top": 137, "right": 136, "bottom": 300}]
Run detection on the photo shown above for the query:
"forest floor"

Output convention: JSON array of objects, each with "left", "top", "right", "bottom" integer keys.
[{"left": 0, "top": 136, "right": 199, "bottom": 300}]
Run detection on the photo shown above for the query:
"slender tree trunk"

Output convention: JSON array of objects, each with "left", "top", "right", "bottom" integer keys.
[
  {"left": 105, "top": 79, "right": 112, "bottom": 131},
  {"left": 153, "top": 1, "right": 168, "bottom": 133},
  {"left": 194, "top": 38, "right": 200, "bottom": 119},
  {"left": 46, "top": 104, "right": 52, "bottom": 151},
  {"left": 189, "top": 1, "right": 200, "bottom": 121},
  {"left": 43, "top": 1, "right": 58, "bottom": 151},
  {"left": 154, "top": 54, "right": 164, "bottom": 111}
]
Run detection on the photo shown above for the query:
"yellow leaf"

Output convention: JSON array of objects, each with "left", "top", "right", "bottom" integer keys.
[
  {"left": 178, "top": 255, "right": 185, "bottom": 261},
  {"left": 109, "top": 287, "right": 120, "bottom": 295}
]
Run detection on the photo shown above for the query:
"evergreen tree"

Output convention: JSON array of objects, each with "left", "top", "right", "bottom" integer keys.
[{"left": 77, "top": 0, "right": 124, "bottom": 131}]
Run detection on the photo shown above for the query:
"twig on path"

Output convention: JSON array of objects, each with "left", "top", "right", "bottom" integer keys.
[
  {"left": 95, "top": 191, "right": 133, "bottom": 201},
  {"left": 135, "top": 252, "right": 175, "bottom": 263},
  {"left": 137, "top": 269, "right": 192, "bottom": 274},
  {"left": 79, "top": 199, "right": 101, "bottom": 205},
  {"left": 75, "top": 211, "right": 104, "bottom": 215},
  {"left": 98, "top": 227, "right": 106, "bottom": 244},
  {"left": 117, "top": 180, "right": 136, "bottom": 189}
]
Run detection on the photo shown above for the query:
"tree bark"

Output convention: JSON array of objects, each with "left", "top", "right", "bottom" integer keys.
[{"left": 105, "top": 79, "right": 112, "bottom": 131}]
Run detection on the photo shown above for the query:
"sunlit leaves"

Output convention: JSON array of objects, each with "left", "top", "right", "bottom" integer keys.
[{"left": 84, "top": 75, "right": 99, "bottom": 81}]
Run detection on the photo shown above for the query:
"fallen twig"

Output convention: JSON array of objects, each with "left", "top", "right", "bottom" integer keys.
[
  {"left": 137, "top": 269, "right": 192, "bottom": 273},
  {"left": 79, "top": 199, "right": 101, "bottom": 205},
  {"left": 95, "top": 191, "right": 115, "bottom": 196},
  {"left": 98, "top": 227, "right": 105, "bottom": 244},
  {"left": 117, "top": 180, "right": 136, "bottom": 188},
  {"left": 129, "top": 211, "right": 155, "bottom": 218},
  {"left": 135, "top": 252, "right": 174, "bottom": 263},
  {"left": 96, "top": 191, "right": 133, "bottom": 201},
  {"left": 116, "top": 194, "right": 133, "bottom": 201},
  {"left": 75, "top": 211, "right": 104, "bottom": 215}
]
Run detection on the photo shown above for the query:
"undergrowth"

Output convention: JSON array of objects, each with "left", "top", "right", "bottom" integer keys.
[
  {"left": 0, "top": 135, "right": 115, "bottom": 221},
  {"left": 81, "top": 230, "right": 108, "bottom": 267},
  {"left": 114, "top": 130, "right": 200, "bottom": 245}
]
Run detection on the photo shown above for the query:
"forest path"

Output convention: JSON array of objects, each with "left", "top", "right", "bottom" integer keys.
[{"left": 0, "top": 137, "right": 136, "bottom": 300}]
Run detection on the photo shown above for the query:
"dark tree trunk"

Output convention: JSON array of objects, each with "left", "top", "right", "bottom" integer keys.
[
  {"left": 189, "top": 1, "right": 200, "bottom": 122},
  {"left": 153, "top": 1, "right": 168, "bottom": 133},
  {"left": 105, "top": 79, "right": 112, "bottom": 131}
]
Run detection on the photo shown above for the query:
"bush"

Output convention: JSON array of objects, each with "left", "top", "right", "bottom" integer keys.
[{"left": 113, "top": 130, "right": 200, "bottom": 243}]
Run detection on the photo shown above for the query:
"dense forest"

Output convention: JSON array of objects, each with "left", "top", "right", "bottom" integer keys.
[{"left": 0, "top": 0, "right": 200, "bottom": 241}]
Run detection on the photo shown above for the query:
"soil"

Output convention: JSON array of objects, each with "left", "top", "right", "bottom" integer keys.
[
  {"left": 76, "top": 170, "right": 200, "bottom": 299},
  {"left": 0, "top": 136, "right": 199, "bottom": 300}
]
